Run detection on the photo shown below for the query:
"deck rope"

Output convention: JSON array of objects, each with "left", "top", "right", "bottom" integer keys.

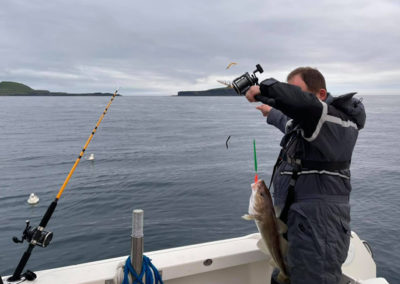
[{"left": 122, "top": 255, "right": 163, "bottom": 284}]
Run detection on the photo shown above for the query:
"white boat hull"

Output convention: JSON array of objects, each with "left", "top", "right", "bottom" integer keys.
[{"left": 2, "top": 231, "right": 388, "bottom": 284}]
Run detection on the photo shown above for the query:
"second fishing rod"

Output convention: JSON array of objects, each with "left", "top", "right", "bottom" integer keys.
[{"left": 8, "top": 89, "right": 119, "bottom": 282}]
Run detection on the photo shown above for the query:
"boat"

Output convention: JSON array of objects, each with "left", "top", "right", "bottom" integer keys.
[{"left": 2, "top": 216, "right": 389, "bottom": 284}]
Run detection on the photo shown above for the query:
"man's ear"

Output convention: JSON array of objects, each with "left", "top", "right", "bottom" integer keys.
[{"left": 317, "top": 89, "right": 327, "bottom": 101}]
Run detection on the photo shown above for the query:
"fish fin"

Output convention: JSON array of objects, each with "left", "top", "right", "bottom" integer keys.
[
  {"left": 242, "top": 214, "right": 256, "bottom": 220},
  {"left": 276, "top": 218, "right": 288, "bottom": 234},
  {"left": 256, "top": 239, "right": 270, "bottom": 255},
  {"left": 277, "top": 271, "right": 290, "bottom": 283},
  {"left": 279, "top": 236, "right": 288, "bottom": 257},
  {"left": 268, "top": 258, "right": 277, "bottom": 267},
  {"left": 274, "top": 205, "right": 282, "bottom": 217}
]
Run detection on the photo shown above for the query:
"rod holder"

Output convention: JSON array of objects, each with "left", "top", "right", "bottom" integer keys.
[{"left": 131, "top": 209, "right": 144, "bottom": 277}]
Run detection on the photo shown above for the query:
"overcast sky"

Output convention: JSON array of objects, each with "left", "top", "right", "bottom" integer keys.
[{"left": 1, "top": 0, "right": 399, "bottom": 95}]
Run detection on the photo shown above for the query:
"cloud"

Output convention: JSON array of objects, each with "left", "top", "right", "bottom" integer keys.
[
  {"left": 1, "top": 0, "right": 399, "bottom": 95},
  {"left": 9, "top": 69, "right": 81, "bottom": 80}
]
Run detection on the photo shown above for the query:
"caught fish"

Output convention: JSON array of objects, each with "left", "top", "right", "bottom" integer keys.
[{"left": 242, "top": 179, "right": 289, "bottom": 283}]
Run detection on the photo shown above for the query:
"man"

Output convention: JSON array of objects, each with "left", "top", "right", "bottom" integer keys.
[{"left": 245, "top": 67, "right": 366, "bottom": 284}]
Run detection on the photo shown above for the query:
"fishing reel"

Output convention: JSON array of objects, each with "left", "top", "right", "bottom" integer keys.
[
  {"left": 13, "top": 220, "right": 53, "bottom": 248},
  {"left": 232, "top": 64, "right": 264, "bottom": 95}
]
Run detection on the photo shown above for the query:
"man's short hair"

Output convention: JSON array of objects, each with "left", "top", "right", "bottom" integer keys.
[{"left": 287, "top": 67, "right": 326, "bottom": 94}]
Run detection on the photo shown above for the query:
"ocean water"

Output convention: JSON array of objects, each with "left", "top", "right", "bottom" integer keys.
[{"left": 0, "top": 95, "right": 399, "bottom": 282}]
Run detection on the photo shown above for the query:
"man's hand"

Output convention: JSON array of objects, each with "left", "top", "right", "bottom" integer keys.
[
  {"left": 256, "top": 104, "right": 272, "bottom": 117},
  {"left": 245, "top": 85, "right": 261, "bottom": 102}
]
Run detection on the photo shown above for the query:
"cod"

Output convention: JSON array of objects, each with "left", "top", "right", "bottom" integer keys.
[{"left": 243, "top": 179, "right": 289, "bottom": 283}]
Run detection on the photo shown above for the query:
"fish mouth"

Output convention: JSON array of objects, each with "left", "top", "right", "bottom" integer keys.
[
  {"left": 251, "top": 179, "right": 264, "bottom": 190},
  {"left": 250, "top": 181, "right": 258, "bottom": 191}
]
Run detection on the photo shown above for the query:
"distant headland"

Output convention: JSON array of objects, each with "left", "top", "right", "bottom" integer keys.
[
  {"left": 0, "top": 81, "right": 118, "bottom": 96},
  {"left": 177, "top": 87, "right": 237, "bottom": 96}
]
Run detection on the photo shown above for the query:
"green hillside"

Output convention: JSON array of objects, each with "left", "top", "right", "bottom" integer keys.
[{"left": 0, "top": 81, "right": 34, "bottom": 95}]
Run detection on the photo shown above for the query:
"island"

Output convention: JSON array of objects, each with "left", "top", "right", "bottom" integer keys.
[
  {"left": 177, "top": 87, "right": 237, "bottom": 96},
  {"left": 0, "top": 81, "right": 118, "bottom": 96}
]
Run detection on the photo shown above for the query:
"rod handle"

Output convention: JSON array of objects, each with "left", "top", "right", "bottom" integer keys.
[{"left": 39, "top": 199, "right": 58, "bottom": 228}]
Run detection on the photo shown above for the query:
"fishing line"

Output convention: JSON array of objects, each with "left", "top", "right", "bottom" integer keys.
[
  {"left": 253, "top": 139, "right": 258, "bottom": 183},
  {"left": 8, "top": 89, "right": 119, "bottom": 282}
]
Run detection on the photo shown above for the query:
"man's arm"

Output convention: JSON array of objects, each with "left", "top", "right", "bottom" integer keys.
[
  {"left": 255, "top": 104, "right": 289, "bottom": 133},
  {"left": 247, "top": 79, "right": 323, "bottom": 138},
  {"left": 266, "top": 108, "right": 289, "bottom": 134}
]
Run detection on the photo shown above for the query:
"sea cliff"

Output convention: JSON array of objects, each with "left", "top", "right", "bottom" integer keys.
[
  {"left": 0, "top": 81, "right": 117, "bottom": 96},
  {"left": 177, "top": 87, "right": 237, "bottom": 96}
]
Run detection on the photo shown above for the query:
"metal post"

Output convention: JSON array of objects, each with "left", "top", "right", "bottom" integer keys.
[{"left": 131, "top": 209, "right": 144, "bottom": 278}]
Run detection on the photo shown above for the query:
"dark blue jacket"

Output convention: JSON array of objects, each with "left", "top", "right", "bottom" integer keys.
[{"left": 259, "top": 78, "right": 366, "bottom": 207}]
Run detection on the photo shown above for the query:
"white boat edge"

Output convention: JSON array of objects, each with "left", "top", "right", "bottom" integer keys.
[{"left": 2, "top": 231, "right": 389, "bottom": 284}]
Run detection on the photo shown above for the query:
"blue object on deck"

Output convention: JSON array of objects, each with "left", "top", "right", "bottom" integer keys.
[{"left": 123, "top": 255, "right": 163, "bottom": 284}]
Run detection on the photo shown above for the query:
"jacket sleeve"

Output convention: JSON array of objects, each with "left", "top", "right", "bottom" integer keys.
[
  {"left": 259, "top": 78, "right": 323, "bottom": 138},
  {"left": 266, "top": 108, "right": 289, "bottom": 134}
]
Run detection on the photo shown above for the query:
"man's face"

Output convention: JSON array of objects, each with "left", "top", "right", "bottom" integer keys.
[
  {"left": 288, "top": 74, "right": 326, "bottom": 100},
  {"left": 287, "top": 74, "right": 310, "bottom": 93}
]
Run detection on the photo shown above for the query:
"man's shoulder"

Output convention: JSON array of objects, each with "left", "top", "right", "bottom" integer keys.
[{"left": 328, "top": 93, "right": 366, "bottom": 130}]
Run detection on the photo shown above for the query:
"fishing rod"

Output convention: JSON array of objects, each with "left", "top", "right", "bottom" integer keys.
[{"left": 8, "top": 89, "right": 119, "bottom": 282}]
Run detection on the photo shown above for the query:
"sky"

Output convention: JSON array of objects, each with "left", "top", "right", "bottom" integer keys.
[{"left": 1, "top": 0, "right": 399, "bottom": 96}]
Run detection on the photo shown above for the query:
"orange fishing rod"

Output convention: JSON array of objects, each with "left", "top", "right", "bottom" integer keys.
[
  {"left": 8, "top": 89, "right": 119, "bottom": 282},
  {"left": 56, "top": 89, "right": 118, "bottom": 199}
]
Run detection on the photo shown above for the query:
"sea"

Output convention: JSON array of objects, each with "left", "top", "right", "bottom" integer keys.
[{"left": 0, "top": 95, "right": 399, "bottom": 283}]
